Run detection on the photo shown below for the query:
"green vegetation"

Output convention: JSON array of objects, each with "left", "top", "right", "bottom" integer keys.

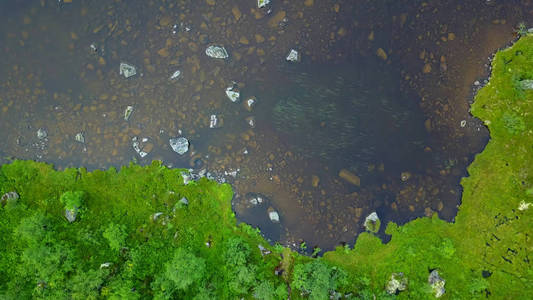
[
  {"left": 0, "top": 161, "right": 287, "bottom": 299},
  {"left": 1, "top": 36, "right": 532, "bottom": 299}
]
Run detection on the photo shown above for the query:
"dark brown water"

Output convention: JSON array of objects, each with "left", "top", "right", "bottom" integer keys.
[{"left": 1, "top": 0, "right": 532, "bottom": 250}]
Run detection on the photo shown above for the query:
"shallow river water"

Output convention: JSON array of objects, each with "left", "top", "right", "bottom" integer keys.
[{"left": 1, "top": 0, "right": 532, "bottom": 251}]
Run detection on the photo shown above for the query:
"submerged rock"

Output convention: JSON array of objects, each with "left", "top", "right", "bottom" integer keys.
[
  {"left": 244, "top": 97, "right": 256, "bottom": 111},
  {"left": 245, "top": 116, "right": 256, "bottom": 128},
  {"left": 428, "top": 270, "right": 446, "bottom": 298},
  {"left": 246, "top": 192, "right": 265, "bottom": 206},
  {"left": 169, "top": 137, "right": 189, "bottom": 155},
  {"left": 205, "top": 45, "right": 229, "bottom": 59},
  {"left": 364, "top": 212, "right": 380, "bottom": 233},
  {"left": 119, "top": 62, "right": 137, "bottom": 78},
  {"left": 339, "top": 169, "right": 361, "bottom": 187},
  {"left": 386, "top": 272, "right": 408, "bottom": 295}
]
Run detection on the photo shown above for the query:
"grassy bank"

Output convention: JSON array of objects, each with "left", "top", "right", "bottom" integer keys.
[{"left": 1, "top": 37, "right": 532, "bottom": 299}]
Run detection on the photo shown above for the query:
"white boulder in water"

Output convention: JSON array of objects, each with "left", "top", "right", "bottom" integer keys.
[
  {"left": 205, "top": 45, "right": 229, "bottom": 59},
  {"left": 169, "top": 137, "right": 189, "bottom": 155},
  {"left": 170, "top": 70, "right": 181, "bottom": 81},
  {"left": 124, "top": 106, "right": 134, "bottom": 121},
  {"left": 364, "top": 211, "right": 380, "bottom": 233},
  {"left": 37, "top": 128, "right": 47, "bottom": 139},
  {"left": 286, "top": 49, "right": 300, "bottom": 62},
  {"left": 226, "top": 85, "right": 240, "bottom": 102},
  {"left": 119, "top": 62, "right": 137, "bottom": 78},
  {"left": 258, "top": 0, "right": 271, "bottom": 8}
]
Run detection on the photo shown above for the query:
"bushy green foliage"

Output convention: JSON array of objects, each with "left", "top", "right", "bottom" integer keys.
[
  {"left": 151, "top": 248, "right": 206, "bottom": 298},
  {"left": 59, "top": 191, "right": 84, "bottom": 210},
  {"left": 102, "top": 223, "right": 127, "bottom": 251},
  {"left": 292, "top": 259, "right": 348, "bottom": 299},
  {"left": 0, "top": 161, "right": 286, "bottom": 299}
]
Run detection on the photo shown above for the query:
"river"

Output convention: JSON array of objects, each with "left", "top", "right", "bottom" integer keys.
[{"left": 0, "top": 0, "right": 531, "bottom": 251}]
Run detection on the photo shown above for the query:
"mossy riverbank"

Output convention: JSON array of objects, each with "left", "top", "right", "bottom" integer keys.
[
  {"left": 324, "top": 35, "right": 533, "bottom": 298},
  {"left": 1, "top": 36, "right": 533, "bottom": 299}
]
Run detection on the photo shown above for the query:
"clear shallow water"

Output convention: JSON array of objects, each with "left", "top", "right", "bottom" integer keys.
[{"left": 0, "top": 0, "right": 531, "bottom": 250}]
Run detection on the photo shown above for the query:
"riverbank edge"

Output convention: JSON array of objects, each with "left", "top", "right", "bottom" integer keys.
[{"left": 1, "top": 36, "right": 532, "bottom": 299}]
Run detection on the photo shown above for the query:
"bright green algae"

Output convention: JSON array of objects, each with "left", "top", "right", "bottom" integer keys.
[{"left": 1, "top": 36, "right": 533, "bottom": 299}]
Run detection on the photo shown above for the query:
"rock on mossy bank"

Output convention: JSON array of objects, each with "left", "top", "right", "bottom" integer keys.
[{"left": 1, "top": 36, "right": 533, "bottom": 299}]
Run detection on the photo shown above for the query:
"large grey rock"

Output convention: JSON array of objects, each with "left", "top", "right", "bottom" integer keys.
[
  {"left": 65, "top": 208, "right": 77, "bottom": 223},
  {"left": 258, "top": 244, "right": 271, "bottom": 256},
  {"left": 205, "top": 45, "right": 229, "bottom": 59},
  {"left": 428, "top": 270, "right": 446, "bottom": 298},
  {"left": 364, "top": 212, "right": 380, "bottom": 233},
  {"left": 386, "top": 272, "right": 408, "bottom": 295},
  {"left": 519, "top": 79, "right": 533, "bottom": 90},
  {"left": 1, "top": 191, "right": 19, "bottom": 206},
  {"left": 181, "top": 171, "right": 192, "bottom": 185},
  {"left": 169, "top": 137, "right": 189, "bottom": 155}
]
